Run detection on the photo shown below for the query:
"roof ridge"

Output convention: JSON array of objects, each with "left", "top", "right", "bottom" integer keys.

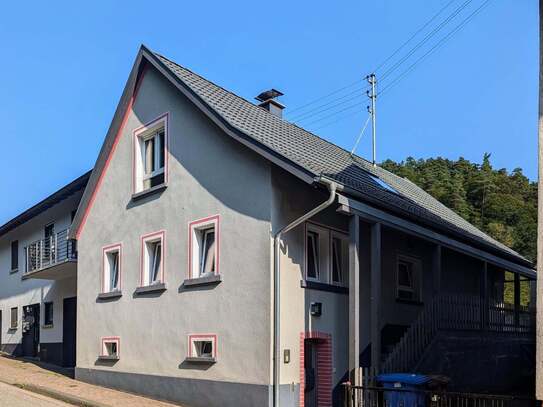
[{"left": 153, "top": 51, "right": 379, "bottom": 170}]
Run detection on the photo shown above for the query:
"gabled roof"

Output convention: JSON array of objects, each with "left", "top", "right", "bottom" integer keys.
[
  {"left": 71, "top": 45, "right": 531, "bottom": 269},
  {"left": 0, "top": 171, "right": 91, "bottom": 238}
]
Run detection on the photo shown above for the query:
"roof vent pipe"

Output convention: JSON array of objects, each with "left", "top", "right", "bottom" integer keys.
[{"left": 256, "top": 89, "right": 285, "bottom": 118}]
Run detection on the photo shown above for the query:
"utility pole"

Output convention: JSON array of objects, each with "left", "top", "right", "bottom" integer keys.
[
  {"left": 367, "top": 74, "right": 377, "bottom": 166},
  {"left": 536, "top": 0, "right": 543, "bottom": 400}
]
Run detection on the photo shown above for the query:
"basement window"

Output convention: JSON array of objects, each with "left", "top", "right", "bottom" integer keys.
[
  {"left": 43, "top": 302, "right": 54, "bottom": 327},
  {"left": 141, "top": 231, "right": 164, "bottom": 287},
  {"left": 133, "top": 114, "right": 168, "bottom": 194},
  {"left": 396, "top": 255, "right": 422, "bottom": 302},
  {"left": 102, "top": 244, "right": 122, "bottom": 293},
  {"left": 189, "top": 216, "right": 220, "bottom": 279},
  {"left": 101, "top": 337, "right": 120, "bottom": 359},
  {"left": 10, "top": 307, "right": 18, "bottom": 329},
  {"left": 188, "top": 334, "right": 217, "bottom": 362}
]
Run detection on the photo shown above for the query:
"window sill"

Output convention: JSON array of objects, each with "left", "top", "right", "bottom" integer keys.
[
  {"left": 10, "top": 269, "right": 18, "bottom": 274},
  {"left": 98, "top": 355, "right": 120, "bottom": 361},
  {"left": 8, "top": 327, "right": 17, "bottom": 332},
  {"left": 183, "top": 274, "right": 222, "bottom": 287},
  {"left": 184, "top": 356, "right": 216, "bottom": 364},
  {"left": 300, "top": 280, "right": 348, "bottom": 294},
  {"left": 42, "top": 324, "right": 54, "bottom": 329},
  {"left": 395, "top": 298, "right": 424, "bottom": 306},
  {"left": 131, "top": 183, "right": 167, "bottom": 201},
  {"left": 97, "top": 291, "right": 123, "bottom": 300},
  {"left": 134, "top": 283, "right": 167, "bottom": 295}
]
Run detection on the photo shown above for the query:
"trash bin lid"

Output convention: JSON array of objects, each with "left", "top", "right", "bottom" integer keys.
[{"left": 376, "top": 373, "right": 431, "bottom": 386}]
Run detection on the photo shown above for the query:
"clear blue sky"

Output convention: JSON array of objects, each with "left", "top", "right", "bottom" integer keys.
[{"left": 0, "top": 0, "right": 537, "bottom": 225}]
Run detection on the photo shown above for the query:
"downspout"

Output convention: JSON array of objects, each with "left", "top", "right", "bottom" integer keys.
[{"left": 273, "top": 177, "right": 337, "bottom": 407}]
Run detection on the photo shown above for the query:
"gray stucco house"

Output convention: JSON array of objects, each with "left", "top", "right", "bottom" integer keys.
[{"left": 2, "top": 45, "right": 535, "bottom": 407}]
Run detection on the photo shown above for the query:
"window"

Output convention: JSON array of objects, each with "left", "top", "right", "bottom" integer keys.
[
  {"left": 133, "top": 114, "right": 168, "bottom": 193},
  {"left": 305, "top": 223, "right": 348, "bottom": 286},
  {"left": 10, "top": 240, "right": 18, "bottom": 272},
  {"left": 188, "top": 334, "right": 217, "bottom": 360},
  {"left": 140, "top": 231, "right": 165, "bottom": 286},
  {"left": 101, "top": 337, "right": 120, "bottom": 358},
  {"left": 102, "top": 244, "right": 122, "bottom": 293},
  {"left": 44, "top": 302, "right": 53, "bottom": 326},
  {"left": 10, "top": 307, "right": 17, "bottom": 329},
  {"left": 331, "top": 233, "right": 348, "bottom": 285},
  {"left": 189, "top": 216, "right": 220, "bottom": 279},
  {"left": 396, "top": 255, "right": 422, "bottom": 301},
  {"left": 370, "top": 175, "right": 398, "bottom": 194}
]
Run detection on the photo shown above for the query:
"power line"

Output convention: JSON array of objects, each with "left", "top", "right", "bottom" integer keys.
[
  {"left": 373, "top": 0, "right": 459, "bottom": 73},
  {"left": 292, "top": 90, "right": 366, "bottom": 123},
  {"left": 303, "top": 101, "right": 364, "bottom": 127},
  {"left": 378, "top": 0, "right": 493, "bottom": 98},
  {"left": 288, "top": 85, "right": 367, "bottom": 121},
  {"left": 350, "top": 113, "right": 372, "bottom": 155},
  {"left": 286, "top": 79, "right": 361, "bottom": 115},
  {"left": 380, "top": 0, "right": 474, "bottom": 81},
  {"left": 311, "top": 109, "right": 365, "bottom": 131}
]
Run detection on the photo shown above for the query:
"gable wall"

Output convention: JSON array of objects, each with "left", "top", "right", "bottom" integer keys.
[{"left": 76, "top": 66, "right": 273, "bottom": 394}]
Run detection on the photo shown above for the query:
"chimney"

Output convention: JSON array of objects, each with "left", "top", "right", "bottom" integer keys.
[{"left": 256, "top": 89, "right": 285, "bottom": 118}]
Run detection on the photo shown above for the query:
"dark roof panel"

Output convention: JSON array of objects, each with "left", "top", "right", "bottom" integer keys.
[{"left": 154, "top": 51, "right": 528, "bottom": 266}]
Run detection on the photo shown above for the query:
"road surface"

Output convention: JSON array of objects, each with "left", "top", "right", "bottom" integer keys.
[{"left": 0, "top": 381, "right": 70, "bottom": 406}]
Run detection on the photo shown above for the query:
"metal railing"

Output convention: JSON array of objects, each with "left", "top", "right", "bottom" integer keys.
[
  {"left": 382, "top": 294, "right": 536, "bottom": 373},
  {"left": 343, "top": 384, "right": 540, "bottom": 407},
  {"left": 25, "top": 229, "right": 76, "bottom": 273}
]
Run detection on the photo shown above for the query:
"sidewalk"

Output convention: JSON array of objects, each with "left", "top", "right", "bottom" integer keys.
[{"left": 0, "top": 354, "right": 183, "bottom": 407}]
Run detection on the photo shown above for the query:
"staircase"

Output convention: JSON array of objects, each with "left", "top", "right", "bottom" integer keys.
[{"left": 381, "top": 294, "right": 535, "bottom": 373}]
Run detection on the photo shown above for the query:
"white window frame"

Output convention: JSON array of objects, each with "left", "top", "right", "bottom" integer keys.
[
  {"left": 140, "top": 231, "right": 165, "bottom": 287},
  {"left": 10, "top": 307, "right": 18, "bottom": 329},
  {"left": 102, "top": 243, "right": 122, "bottom": 293},
  {"left": 396, "top": 254, "right": 422, "bottom": 302},
  {"left": 330, "top": 231, "right": 349, "bottom": 286},
  {"left": 305, "top": 224, "right": 330, "bottom": 283},
  {"left": 188, "top": 216, "right": 220, "bottom": 279},
  {"left": 133, "top": 114, "right": 169, "bottom": 194},
  {"left": 101, "top": 337, "right": 120, "bottom": 358},
  {"left": 188, "top": 334, "right": 217, "bottom": 359}
]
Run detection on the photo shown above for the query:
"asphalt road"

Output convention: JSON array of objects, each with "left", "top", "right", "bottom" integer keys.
[{"left": 0, "top": 381, "right": 71, "bottom": 406}]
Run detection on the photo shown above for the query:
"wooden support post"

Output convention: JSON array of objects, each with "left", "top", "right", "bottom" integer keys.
[
  {"left": 432, "top": 245, "right": 442, "bottom": 296},
  {"left": 348, "top": 214, "right": 360, "bottom": 381},
  {"left": 514, "top": 273, "right": 521, "bottom": 328},
  {"left": 481, "top": 262, "right": 489, "bottom": 330},
  {"left": 370, "top": 222, "right": 382, "bottom": 372}
]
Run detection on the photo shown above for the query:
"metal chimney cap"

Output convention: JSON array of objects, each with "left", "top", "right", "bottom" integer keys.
[{"left": 255, "top": 89, "right": 284, "bottom": 102}]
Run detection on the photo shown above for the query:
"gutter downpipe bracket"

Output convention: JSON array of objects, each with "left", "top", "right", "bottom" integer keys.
[{"left": 273, "top": 177, "right": 338, "bottom": 407}]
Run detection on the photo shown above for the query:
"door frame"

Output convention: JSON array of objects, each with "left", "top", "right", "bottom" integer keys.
[{"left": 299, "top": 331, "right": 333, "bottom": 407}]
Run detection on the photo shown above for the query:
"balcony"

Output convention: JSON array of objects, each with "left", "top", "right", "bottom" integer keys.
[{"left": 23, "top": 229, "right": 77, "bottom": 280}]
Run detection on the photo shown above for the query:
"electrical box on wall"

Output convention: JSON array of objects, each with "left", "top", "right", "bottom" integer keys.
[
  {"left": 310, "top": 302, "right": 322, "bottom": 317},
  {"left": 283, "top": 349, "right": 290, "bottom": 363}
]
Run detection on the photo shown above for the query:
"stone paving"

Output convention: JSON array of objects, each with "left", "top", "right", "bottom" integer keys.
[{"left": 0, "top": 354, "right": 183, "bottom": 407}]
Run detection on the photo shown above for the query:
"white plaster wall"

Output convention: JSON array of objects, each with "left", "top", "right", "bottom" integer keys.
[
  {"left": 0, "top": 192, "right": 81, "bottom": 347},
  {"left": 76, "top": 67, "right": 273, "bottom": 386}
]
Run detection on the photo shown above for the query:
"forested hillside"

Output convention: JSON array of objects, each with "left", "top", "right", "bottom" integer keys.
[{"left": 381, "top": 154, "right": 537, "bottom": 263}]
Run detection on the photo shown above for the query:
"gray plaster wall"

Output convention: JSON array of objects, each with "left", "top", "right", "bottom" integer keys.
[
  {"left": 76, "top": 67, "right": 273, "bottom": 406},
  {"left": 271, "top": 168, "right": 350, "bottom": 405}
]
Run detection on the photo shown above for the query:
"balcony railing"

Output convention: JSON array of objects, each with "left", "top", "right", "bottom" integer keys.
[{"left": 25, "top": 229, "right": 76, "bottom": 274}]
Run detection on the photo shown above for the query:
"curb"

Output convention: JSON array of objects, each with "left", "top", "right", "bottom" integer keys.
[{"left": 0, "top": 378, "right": 109, "bottom": 407}]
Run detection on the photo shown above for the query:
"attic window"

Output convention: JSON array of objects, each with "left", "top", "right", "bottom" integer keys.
[
  {"left": 370, "top": 175, "right": 398, "bottom": 194},
  {"left": 133, "top": 114, "right": 169, "bottom": 194}
]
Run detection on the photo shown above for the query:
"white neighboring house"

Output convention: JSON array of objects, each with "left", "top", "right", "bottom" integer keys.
[{"left": 0, "top": 172, "right": 90, "bottom": 367}]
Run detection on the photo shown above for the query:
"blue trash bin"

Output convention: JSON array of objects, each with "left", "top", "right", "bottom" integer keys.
[{"left": 376, "top": 374, "right": 431, "bottom": 407}]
